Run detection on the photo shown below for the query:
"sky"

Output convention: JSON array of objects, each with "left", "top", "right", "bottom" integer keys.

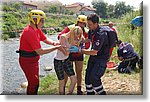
[{"left": 55, "top": 0, "right": 143, "bottom": 9}]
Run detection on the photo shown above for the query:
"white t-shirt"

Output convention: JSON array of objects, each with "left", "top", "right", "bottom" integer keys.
[{"left": 54, "top": 36, "right": 71, "bottom": 60}]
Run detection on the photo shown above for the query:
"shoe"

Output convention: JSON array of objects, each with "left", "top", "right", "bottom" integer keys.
[
  {"left": 77, "top": 90, "right": 83, "bottom": 95},
  {"left": 99, "top": 91, "right": 106, "bottom": 95},
  {"left": 77, "top": 86, "right": 83, "bottom": 95},
  {"left": 127, "top": 67, "right": 135, "bottom": 74}
]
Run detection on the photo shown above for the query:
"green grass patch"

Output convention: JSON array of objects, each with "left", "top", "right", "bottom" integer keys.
[{"left": 38, "top": 73, "right": 58, "bottom": 95}]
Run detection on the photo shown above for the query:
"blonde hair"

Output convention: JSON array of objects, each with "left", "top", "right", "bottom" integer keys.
[{"left": 68, "top": 26, "right": 84, "bottom": 46}]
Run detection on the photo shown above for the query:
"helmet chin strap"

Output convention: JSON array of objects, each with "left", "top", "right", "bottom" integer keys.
[
  {"left": 35, "top": 24, "right": 38, "bottom": 29},
  {"left": 33, "top": 19, "right": 38, "bottom": 29}
]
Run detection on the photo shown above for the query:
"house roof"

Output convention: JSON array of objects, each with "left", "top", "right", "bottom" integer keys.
[
  {"left": 80, "top": 6, "right": 96, "bottom": 11},
  {"left": 71, "top": 2, "right": 84, "bottom": 6},
  {"left": 50, "top": 0, "right": 62, "bottom": 5},
  {"left": 65, "top": 2, "right": 84, "bottom": 8},
  {"left": 23, "top": 2, "right": 38, "bottom": 7}
]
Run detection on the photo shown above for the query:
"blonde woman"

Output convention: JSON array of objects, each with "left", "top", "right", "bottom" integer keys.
[{"left": 54, "top": 26, "right": 84, "bottom": 95}]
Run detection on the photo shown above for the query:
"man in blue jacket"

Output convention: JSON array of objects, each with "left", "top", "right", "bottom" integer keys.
[
  {"left": 116, "top": 40, "right": 139, "bottom": 74},
  {"left": 80, "top": 14, "right": 115, "bottom": 95}
]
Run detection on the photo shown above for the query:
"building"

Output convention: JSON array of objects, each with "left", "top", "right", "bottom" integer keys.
[
  {"left": 21, "top": 2, "right": 37, "bottom": 10},
  {"left": 23, "top": 0, "right": 62, "bottom": 10},
  {"left": 2, "top": 0, "right": 37, "bottom": 10},
  {"left": 65, "top": 2, "right": 84, "bottom": 14},
  {"left": 65, "top": 2, "right": 96, "bottom": 15},
  {"left": 79, "top": 6, "right": 96, "bottom": 16},
  {"left": 3, "top": 0, "right": 62, "bottom": 10}
]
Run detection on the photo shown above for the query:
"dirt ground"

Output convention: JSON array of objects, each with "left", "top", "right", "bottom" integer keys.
[{"left": 80, "top": 68, "right": 143, "bottom": 95}]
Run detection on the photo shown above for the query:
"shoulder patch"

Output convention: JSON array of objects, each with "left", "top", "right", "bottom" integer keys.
[{"left": 96, "top": 41, "right": 100, "bottom": 46}]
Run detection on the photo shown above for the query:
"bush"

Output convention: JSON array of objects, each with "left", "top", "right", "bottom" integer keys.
[
  {"left": 116, "top": 11, "right": 143, "bottom": 56},
  {"left": 1, "top": 34, "right": 9, "bottom": 41},
  {"left": 61, "top": 20, "right": 74, "bottom": 27}
]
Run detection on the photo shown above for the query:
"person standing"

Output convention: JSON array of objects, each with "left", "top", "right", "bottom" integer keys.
[
  {"left": 58, "top": 15, "right": 90, "bottom": 95},
  {"left": 18, "top": 10, "right": 61, "bottom": 95},
  {"left": 54, "top": 26, "right": 85, "bottom": 94},
  {"left": 108, "top": 22, "right": 117, "bottom": 32},
  {"left": 108, "top": 21, "right": 118, "bottom": 56},
  {"left": 80, "top": 14, "right": 113, "bottom": 95}
]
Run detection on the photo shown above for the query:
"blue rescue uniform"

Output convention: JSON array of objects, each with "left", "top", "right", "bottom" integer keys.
[
  {"left": 85, "top": 26, "right": 110, "bottom": 95},
  {"left": 117, "top": 42, "right": 139, "bottom": 74}
]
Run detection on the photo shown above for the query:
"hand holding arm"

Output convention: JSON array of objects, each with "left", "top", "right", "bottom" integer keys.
[
  {"left": 35, "top": 45, "right": 61, "bottom": 55},
  {"left": 43, "top": 38, "right": 60, "bottom": 46}
]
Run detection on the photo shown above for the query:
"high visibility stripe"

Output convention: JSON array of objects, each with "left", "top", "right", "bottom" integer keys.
[
  {"left": 93, "top": 85, "right": 103, "bottom": 90},
  {"left": 119, "top": 68, "right": 130, "bottom": 73},
  {"left": 97, "top": 89, "right": 104, "bottom": 94},
  {"left": 86, "top": 89, "right": 94, "bottom": 92},
  {"left": 86, "top": 84, "right": 92, "bottom": 88}
]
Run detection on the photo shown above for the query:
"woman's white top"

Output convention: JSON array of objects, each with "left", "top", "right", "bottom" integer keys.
[{"left": 54, "top": 36, "right": 71, "bottom": 60}]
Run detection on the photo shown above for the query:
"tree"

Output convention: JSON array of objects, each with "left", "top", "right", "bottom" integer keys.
[
  {"left": 11, "top": 2, "right": 22, "bottom": 10},
  {"left": 92, "top": 0, "right": 108, "bottom": 18},
  {"left": 3, "top": 5, "right": 11, "bottom": 12},
  {"left": 91, "top": 0, "right": 133, "bottom": 19},
  {"left": 107, "top": 4, "right": 115, "bottom": 18},
  {"left": 49, "top": 5, "right": 58, "bottom": 14},
  {"left": 114, "top": 1, "right": 132, "bottom": 18}
]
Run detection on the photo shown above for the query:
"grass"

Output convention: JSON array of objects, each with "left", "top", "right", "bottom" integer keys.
[{"left": 38, "top": 73, "right": 59, "bottom": 95}]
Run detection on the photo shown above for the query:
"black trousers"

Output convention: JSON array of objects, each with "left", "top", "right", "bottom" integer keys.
[{"left": 118, "top": 56, "right": 139, "bottom": 73}]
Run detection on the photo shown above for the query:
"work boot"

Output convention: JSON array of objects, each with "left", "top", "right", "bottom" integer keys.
[
  {"left": 127, "top": 67, "right": 135, "bottom": 74},
  {"left": 99, "top": 91, "right": 106, "bottom": 95},
  {"left": 77, "top": 86, "right": 83, "bottom": 95}
]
